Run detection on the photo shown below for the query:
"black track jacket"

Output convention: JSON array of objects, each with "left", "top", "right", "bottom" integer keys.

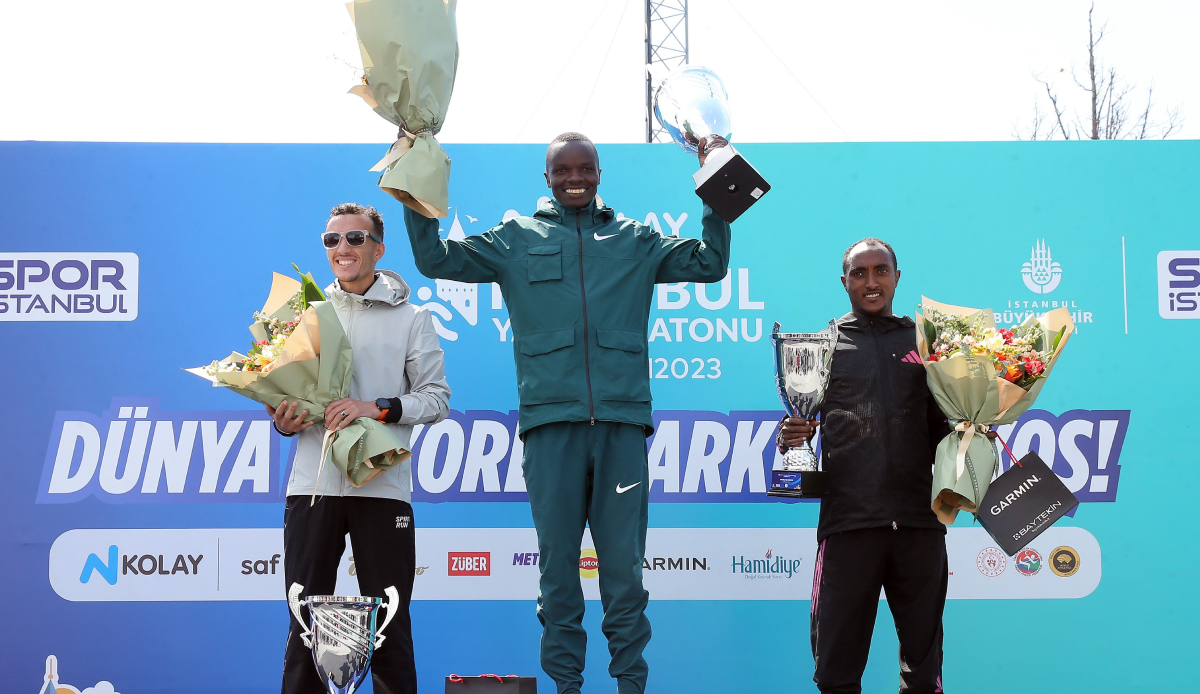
[{"left": 817, "top": 312, "right": 951, "bottom": 541}]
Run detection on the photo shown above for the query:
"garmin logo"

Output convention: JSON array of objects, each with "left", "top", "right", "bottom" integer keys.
[
  {"left": 37, "top": 398, "right": 281, "bottom": 504},
  {"left": 0, "top": 253, "right": 138, "bottom": 321},
  {"left": 990, "top": 475, "right": 1042, "bottom": 515}
]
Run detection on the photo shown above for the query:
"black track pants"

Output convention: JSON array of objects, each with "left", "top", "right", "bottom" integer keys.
[
  {"left": 281, "top": 495, "right": 418, "bottom": 694},
  {"left": 810, "top": 526, "right": 947, "bottom": 694}
]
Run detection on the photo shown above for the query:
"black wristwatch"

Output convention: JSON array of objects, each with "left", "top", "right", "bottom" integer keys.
[{"left": 375, "top": 397, "right": 403, "bottom": 423}]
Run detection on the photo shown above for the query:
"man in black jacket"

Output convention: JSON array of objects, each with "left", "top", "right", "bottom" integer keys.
[{"left": 780, "top": 237, "right": 951, "bottom": 694}]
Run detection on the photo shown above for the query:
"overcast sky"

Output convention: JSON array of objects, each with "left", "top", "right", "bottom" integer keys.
[{"left": 1, "top": 0, "right": 1194, "bottom": 144}]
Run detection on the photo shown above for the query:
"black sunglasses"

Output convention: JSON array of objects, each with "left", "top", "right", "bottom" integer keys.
[{"left": 321, "top": 229, "right": 382, "bottom": 248}]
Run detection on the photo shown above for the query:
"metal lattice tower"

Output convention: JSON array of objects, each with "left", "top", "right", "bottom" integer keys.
[{"left": 645, "top": 0, "right": 688, "bottom": 143}]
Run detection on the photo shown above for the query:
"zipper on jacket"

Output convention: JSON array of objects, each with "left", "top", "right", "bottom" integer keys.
[{"left": 575, "top": 211, "right": 596, "bottom": 424}]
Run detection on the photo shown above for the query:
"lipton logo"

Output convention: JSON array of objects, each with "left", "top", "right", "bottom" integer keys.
[
  {"left": 447, "top": 552, "right": 490, "bottom": 576},
  {"left": 579, "top": 548, "right": 599, "bottom": 579}
]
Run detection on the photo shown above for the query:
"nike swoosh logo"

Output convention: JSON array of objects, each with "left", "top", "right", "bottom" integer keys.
[
  {"left": 615, "top": 482, "right": 641, "bottom": 494},
  {"left": 594, "top": 232, "right": 618, "bottom": 241}
]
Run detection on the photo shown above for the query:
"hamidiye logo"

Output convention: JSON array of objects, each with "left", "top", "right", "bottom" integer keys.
[{"left": 1021, "top": 240, "right": 1062, "bottom": 294}]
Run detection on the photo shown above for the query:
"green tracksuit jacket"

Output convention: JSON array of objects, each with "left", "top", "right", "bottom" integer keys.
[{"left": 404, "top": 197, "right": 731, "bottom": 434}]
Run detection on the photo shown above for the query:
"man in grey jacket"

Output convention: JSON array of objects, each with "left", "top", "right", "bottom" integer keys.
[{"left": 270, "top": 202, "right": 450, "bottom": 694}]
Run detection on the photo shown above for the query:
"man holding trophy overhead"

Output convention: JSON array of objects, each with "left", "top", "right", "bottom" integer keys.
[
  {"left": 779, "top": 239, "right": 952, "bottom": 694},
  {"left": 404, "top": 131, "right": 729, "bottom": 694}
]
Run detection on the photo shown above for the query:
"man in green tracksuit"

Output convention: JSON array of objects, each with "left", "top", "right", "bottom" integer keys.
[{"left": 404, "top": 132, "right": 730, "bottom": 694}]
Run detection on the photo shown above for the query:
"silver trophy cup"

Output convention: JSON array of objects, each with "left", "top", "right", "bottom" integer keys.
[
  {"left": 769, "top": 320, "right": 839, "bottom": 498},
  {"left": 288, "top": 583, "right": 399, "bottom": 694},
  {"left": 652, "top": 65, "right": 770, "bottom": 223}
]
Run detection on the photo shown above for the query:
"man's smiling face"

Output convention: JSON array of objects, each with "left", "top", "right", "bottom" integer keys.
[
  {"left": 841, "top": 243, "right": 900, "bottom": 316},
  {"left": 544, "top": 140, "right": 601, "bottom": 208},
  {"left": 326, "top": 213, "right": 384, "bottom": 288}
]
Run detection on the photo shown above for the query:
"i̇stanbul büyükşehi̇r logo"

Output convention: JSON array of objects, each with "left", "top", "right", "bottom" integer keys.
[{"left": 1021, "top": 240, "right": 1062, "bottom": 294}]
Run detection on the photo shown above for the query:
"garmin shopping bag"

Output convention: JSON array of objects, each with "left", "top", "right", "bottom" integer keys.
[
  {"left": 978, "top": 452, "right": 1079, "bottom": 556},
  {"left": 446, "top": 674, "right": 537, "bottom": 693}
]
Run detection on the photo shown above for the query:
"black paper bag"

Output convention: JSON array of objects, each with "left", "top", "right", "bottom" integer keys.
[
  {"left": 978, "top": 452, "right": 1079, "bottom": 556},
  {"left": 445, "top": 675, "right": 537, "bottom": 693}
]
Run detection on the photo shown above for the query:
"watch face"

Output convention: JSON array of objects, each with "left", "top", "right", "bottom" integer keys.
[{"left": 376, "top": 398, "right": 391, "bottom": 410}]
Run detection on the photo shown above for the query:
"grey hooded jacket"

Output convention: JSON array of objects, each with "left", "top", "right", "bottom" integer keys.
[{"left": 286, "top": 270, "right": 451, "bottom": 501}]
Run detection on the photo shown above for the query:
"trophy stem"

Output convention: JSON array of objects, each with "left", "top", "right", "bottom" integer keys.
[{"left": 782, "top": 441, "right": 819, "bottom": 472}]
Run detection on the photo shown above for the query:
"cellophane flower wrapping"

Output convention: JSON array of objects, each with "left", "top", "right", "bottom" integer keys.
[
  {"left": 915, "top": 297, "right": 1073, "bottom": 524},
  {"left": 187, "top": 271, "right": 409, "bottom": 488},
  {"left": 349, "top": 0, "right": 458, "bottom": 219}
]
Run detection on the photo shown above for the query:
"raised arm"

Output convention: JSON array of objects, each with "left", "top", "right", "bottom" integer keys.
[
  {"left": 404, "top": 206, "right": 511, "bottom": 284},
  {"left": 398, "top": 308, "right": 451, "bottom": 426},
  {"left": 652, "top": 203, "right": 731, "bottom": 284}
]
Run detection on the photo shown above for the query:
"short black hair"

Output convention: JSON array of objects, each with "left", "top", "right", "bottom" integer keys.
[
  {"left": 546, "top": 132, "right": 598, "bottom": 169},
  {"left": 329, "top": 203, "right": 384, "bottom": 241},
  {"left": 842, "top": 237, "right": 897, "bottom": 274}
]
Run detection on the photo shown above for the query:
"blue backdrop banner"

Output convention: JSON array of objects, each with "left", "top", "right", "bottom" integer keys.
[{"left": 2, "top": 140, "right": 1196, "bottom": 693}]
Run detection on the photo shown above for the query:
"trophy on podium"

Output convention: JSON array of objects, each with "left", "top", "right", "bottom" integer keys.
[
  {"left": 653, "top": 65, "right": 771, "bottom": 223},
  {"left": 288, "top": 583, "right": 400, "bottom": 694},
  {"left": 769, "top": 320, "right": 839, "bottom": 498}
]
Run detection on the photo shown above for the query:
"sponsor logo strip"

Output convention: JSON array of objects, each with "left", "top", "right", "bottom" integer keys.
[{"left": 50, "top": 527, "right": 1102, "bottom": 602}]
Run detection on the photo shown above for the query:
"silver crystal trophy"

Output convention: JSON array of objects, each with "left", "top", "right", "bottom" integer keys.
[
  {"left": 768, "top": 320, "right": 839, "bottom": 498},
  {"left": 288, "top": 583, "right": 400, "bottom": 694},
  {"left": 652, "top": 65, "right": 770, "bottom": 223}
]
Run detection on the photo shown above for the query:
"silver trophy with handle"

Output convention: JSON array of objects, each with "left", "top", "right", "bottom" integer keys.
[
  {"left": 653, "top": 65, "right": 771, "bottom": 223},
  {"left": 769, "top": 320, "right": 839, "bottom": 498},
  {"left": 288, "top": 582, "right": 400, "bottom": 694}
]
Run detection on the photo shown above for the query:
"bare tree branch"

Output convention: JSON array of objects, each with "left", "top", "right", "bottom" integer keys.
[{"left": 1017, "top": 2, "right": 1183, "bottom": 141}]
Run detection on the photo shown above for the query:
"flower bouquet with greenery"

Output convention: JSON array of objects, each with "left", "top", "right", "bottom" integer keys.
[
  {"left": 915, "top": 296, "right": 1073, "bottom": 523},
  {"left": 186, "top": 267, "right": 409, "bottom": 490},
  {"left": 346, "top": 0, "right": 459, "bottom": 218}
]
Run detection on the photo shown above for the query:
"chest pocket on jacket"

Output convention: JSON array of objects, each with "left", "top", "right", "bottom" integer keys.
[{"left": 527, "top": 244, "right": 562, "bottom": 282}]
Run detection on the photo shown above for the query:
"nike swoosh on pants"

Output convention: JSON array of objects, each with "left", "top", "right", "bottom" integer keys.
[{"left": 615, "top": 482, "right": 640, "bottom": 494}]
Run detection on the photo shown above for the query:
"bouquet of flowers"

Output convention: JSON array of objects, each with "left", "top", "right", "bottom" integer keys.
[
  {"left": 347, "top": 0, "right": 459, "bottom": 219},
  {"left": 187, "top": 268, "right": 409, "bottom": 492},
  {"left": 915, "top": 296, "right": 1073, "bottom": 523}
]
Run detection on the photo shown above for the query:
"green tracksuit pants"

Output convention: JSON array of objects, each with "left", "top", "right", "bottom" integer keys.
[{"left": 522, "top": 421, "right": 652, "bottom": 694}]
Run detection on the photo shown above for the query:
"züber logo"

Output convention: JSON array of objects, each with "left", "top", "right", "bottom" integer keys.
[{"left": 448, "top": 552, "right": 490, "bottom": 576}]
